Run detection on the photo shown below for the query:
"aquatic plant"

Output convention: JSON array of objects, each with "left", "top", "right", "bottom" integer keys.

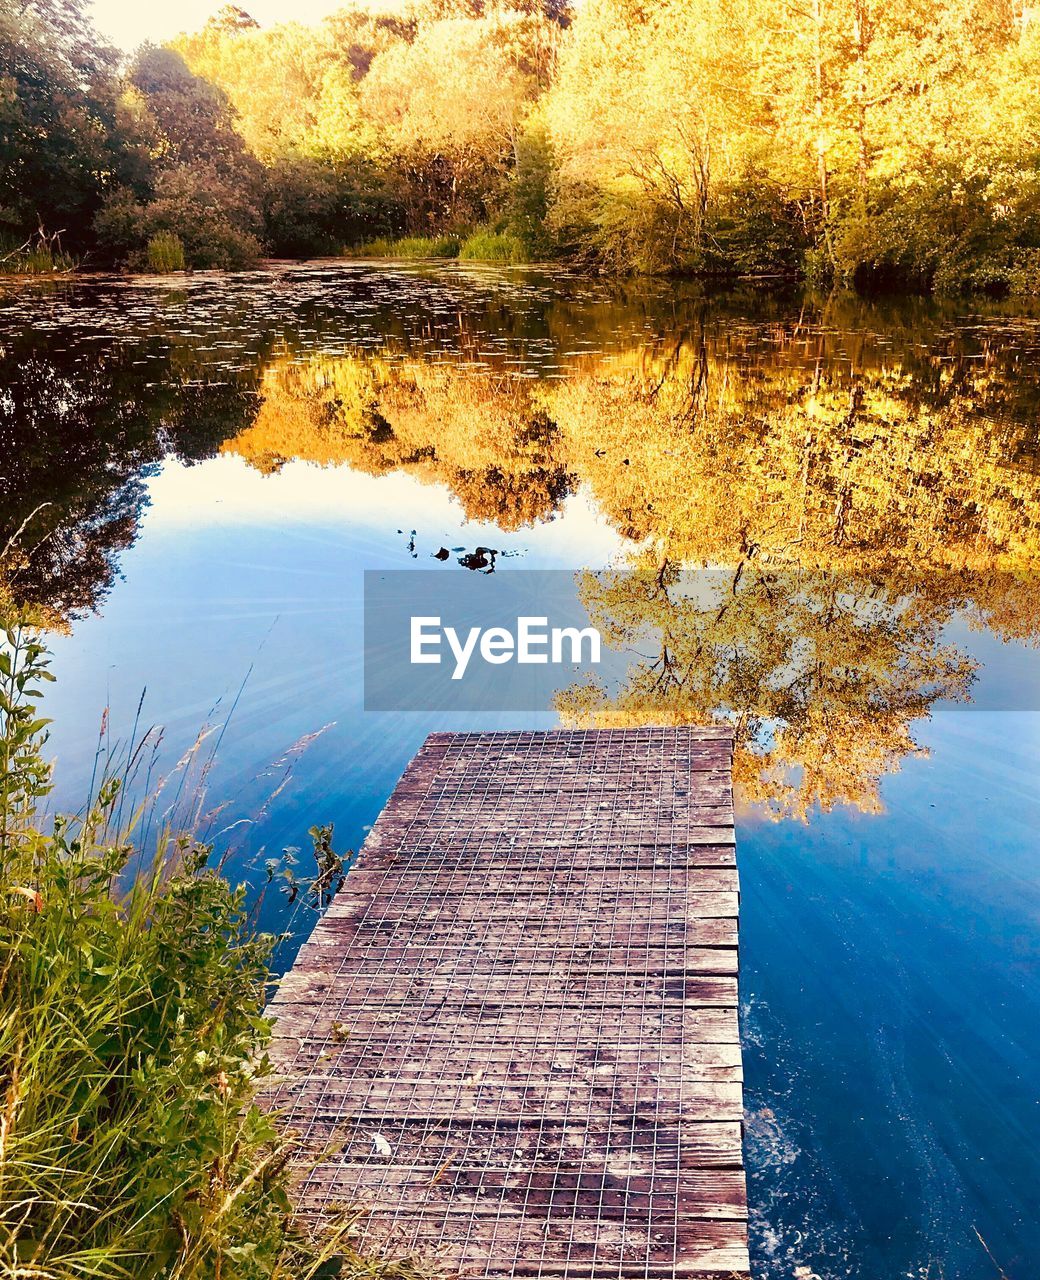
[
  {"left": 0, "top": 232, "right": 75, "bottom": 276},
  {"left": 353, "top": 236, "right": 461, "bottom": 260}
]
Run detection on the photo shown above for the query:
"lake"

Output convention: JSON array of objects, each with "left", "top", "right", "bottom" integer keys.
[{"left": 1, "top": 261, "right": 1038, "bottom": 1279}]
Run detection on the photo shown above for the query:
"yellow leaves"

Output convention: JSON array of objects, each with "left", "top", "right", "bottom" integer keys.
[
  {"left": 225, "top": 331, "right": 1040, "bottom": 581},
  {"left": 171, "top": 20, "right": 341, "bottom": 161},
  {"left": 223, "top": 353, "right": 570, "bottom": 529},
  {"left": 555, "top": 560, "right": 975, "bottom": 820},
  {"left": 307, "top": 65, "right": 378, "bottom": 163},
  {"left": 544, "top": 0, "right": 1040, "bottom": 248},
  {"left": 361, "top": 16, "right": 542, "bottom": 157},
  {"left": 213, "top": 322, "right": 1040, "bottom": 821}
]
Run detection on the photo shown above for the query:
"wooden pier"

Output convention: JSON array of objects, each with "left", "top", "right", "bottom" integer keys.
[{"left": 266, "top": 728, "right": 748, "bottom": 1277}]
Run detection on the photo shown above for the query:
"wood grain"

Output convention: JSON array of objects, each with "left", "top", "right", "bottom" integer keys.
[{"left": 264, "top": 727, "right": 748, "bottom": 1278}]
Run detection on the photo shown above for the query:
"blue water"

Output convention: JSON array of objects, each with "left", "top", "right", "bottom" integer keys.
[
  {"left": 4, "top": 265, "right": 1038, "bottom": 1279},
  {"left": 742, "top": 711, "right": 1040, "bottom": 1276},
  {"left": 37, "top": 460, "right": 1040, "bottom": 1279}
]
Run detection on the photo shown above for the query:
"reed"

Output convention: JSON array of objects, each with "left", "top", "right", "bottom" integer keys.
[{"left": 351, "top": 236, "right": 461, "bottom": 260}]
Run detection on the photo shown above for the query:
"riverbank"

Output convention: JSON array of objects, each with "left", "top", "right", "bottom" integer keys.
[
  {"left": 0, "top": 610, "right": 435, "bottom": 1280},
  {"left": 5, "top": 247, "right": 1039, "bottom": 300}
]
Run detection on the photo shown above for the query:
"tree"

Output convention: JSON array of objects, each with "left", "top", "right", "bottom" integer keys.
[
  {"left": 222, "top": 352, "right": 573, "bottom": 527},
  {"left": 361, "top": 11, "right": 555, "bottom": 228},
  {"left": 264, "top": 154, "right": 394, "bottom": 256},
  {"left": 0, "top": 331, "right": 252, "bottom": 621},
  {"left": 543, "top": 0, "right": 804, "bottom": 272},
  {"left": 94, "top": 47, "right": 264, "bottom": 268},
  {"left": 171, "top": 17, "right": 333, "bottom": 161},
  {"left": 555, "top": 559, "right": 976, "bottom": 818},
  {"left": 0, "top": 0, "right": 123, "bottom": 251}
]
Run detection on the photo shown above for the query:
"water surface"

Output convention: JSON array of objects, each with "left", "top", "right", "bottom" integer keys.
[{"left": 2, "top": 263, "right": 1038, "bottom": 1279}]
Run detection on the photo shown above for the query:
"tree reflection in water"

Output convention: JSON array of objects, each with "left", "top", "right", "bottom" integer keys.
[{"left": 3, "top": 276, "right": 1039, "bottom": 813}]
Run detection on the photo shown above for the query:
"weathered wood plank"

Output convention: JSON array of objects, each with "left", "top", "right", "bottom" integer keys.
[
  {"left": 317, "top": 892, "right": 740, "bottom": 929},
  {"left": 272, "top": 1078, "right": 744, "bottom": 1124},
  {"left": 307, "top": 1165, "right": 748, "bottom": 1219},
  {"left": 304, "top": 1118, "right": 746, "bottom": 1173},
  {"left": 268, "top": 1002, "right": 741, "bottom": 1045},
  {"left": 331, "top": 867, "right": 739, "bottom": 896},
  {"left": 278, "top": 947, "right": 739, "bottom": 979},
  {"left": 358, "top": 844, "right": 739, "bottom": 872},
  {"left": 265, "top": 727, "right": 747, "bottom": 1278}
]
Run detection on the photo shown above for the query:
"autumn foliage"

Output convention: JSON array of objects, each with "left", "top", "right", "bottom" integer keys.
[{"left": 4, "top": 0, "right": 1040, "bottom": 290}]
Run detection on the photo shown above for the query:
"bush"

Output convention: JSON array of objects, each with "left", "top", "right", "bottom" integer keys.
[
  {"left": 265, "top": 157, "right": 403, "bottom": 259},
  {"left": 802, "top": 245, "right": 834, "bottom": 288},
  {"left": 146, "top": 230, "right": 186, "bottom": 272},
  {"left": 583, "top": 191, "right": 683, "bottom": 275},
  {"left": 1007, "top": 248, "right": 1040, "bottom": 297},
  {"left": 547, "top": 178, "right": 805, "bottom": 278},
  {"left": 96, "top": 166, "right": 264, "bottom": 271},
  {"left": 459, "top": 227, "right": 527, "bottom": 263},
  {"left": 705, "top": 181, "right": 807, "bottom": 278},
  {"left": 264, "top": 158, "right": 346, "bottom": 258},
  {"left": 503, "top": 126, "right": 556, "bottom": 259},
  {"left": 825, "top": 166, "right": 1027, "bottom": 295}
]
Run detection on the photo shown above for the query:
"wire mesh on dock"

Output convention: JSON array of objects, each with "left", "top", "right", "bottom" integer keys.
[{"left": 265, "top": 727, "right": 748, "bottom": 1278}]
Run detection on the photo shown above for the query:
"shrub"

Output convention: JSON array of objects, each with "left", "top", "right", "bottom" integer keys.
[
  {"left": 264, "top": 158, "right": 345, "bottom": 258},
  {"left": 802, "top": 245, "right": 834, "bottom": 288},
  {"left": 459, "top": 227, "right": 527, "bottom": 263},
  {"left": 146, "top": 230, "right": 186, "bottom": 272},
  {"left": 265, "top": 157, "right": 402, "bottom": 259},
  {"left": 705, "top": 181, "right": 807, "bottom": 278},
  {"left": 1007, "top": 248, "right": 1040, "bottom": 297},
  {"left": 583, "top": 191, "right": 681, "bottom": 275},
  {"left": 503, "top": 126, "right": 556, "bottom": 259},
  {"left": 95, "top": 166, "right": 264, "bottom": 272}
]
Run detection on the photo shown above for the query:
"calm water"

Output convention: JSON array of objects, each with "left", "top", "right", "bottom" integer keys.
[{"left": 2, "top": 262, "right": 1038, "bottom": 1279}]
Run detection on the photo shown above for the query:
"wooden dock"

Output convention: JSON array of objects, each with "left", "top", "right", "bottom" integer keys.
[{"left": 265, "top": 728, "right": 748, "bottom": 1278}]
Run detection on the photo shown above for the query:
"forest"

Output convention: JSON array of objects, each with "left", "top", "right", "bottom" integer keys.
[{"left": 3, "top": 0, "right": 1040, "bottom": 289}]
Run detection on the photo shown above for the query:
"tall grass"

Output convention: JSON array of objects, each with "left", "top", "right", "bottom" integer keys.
[
  {"left": 0, "top": 238, "right": 76, "bottom": 275},
  {"left": 0, "top": 615, "right": 436, "bottom": 1280},
  {"left": 350, "top": 231, "right": 528, "bottom": 263},
  {"left": 458, "top": 228, "right": 527, "bottom": 264},
  {"left": 146, "top": 231, "right": 187, "bottom": 273},
  {"left": 351, "top": 236, "right": 460, "bottom": 260}
]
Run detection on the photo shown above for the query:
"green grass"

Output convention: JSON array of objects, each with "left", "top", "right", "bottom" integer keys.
[
  {"left": 458, "top": 228, "right": 527, "bottom": 264},
  {"left": 0, "top": 609, "right": 440, "bottom": 1280},
  {"left": 0, "top": 240, "right": 76, "bottom": 275},
  {"left": 146, "top": 231, "right": 187, "bottom": 273},
  {"left": 352, "top": 235, "right": 461, "bottom": 260},
  {"left": 349, "top": 230, "right": 529, "bottom": 264}
]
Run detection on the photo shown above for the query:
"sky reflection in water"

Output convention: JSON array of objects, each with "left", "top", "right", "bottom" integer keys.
[{"left": 1, "top": 264, "right": 1038, "bottom": 1279}]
